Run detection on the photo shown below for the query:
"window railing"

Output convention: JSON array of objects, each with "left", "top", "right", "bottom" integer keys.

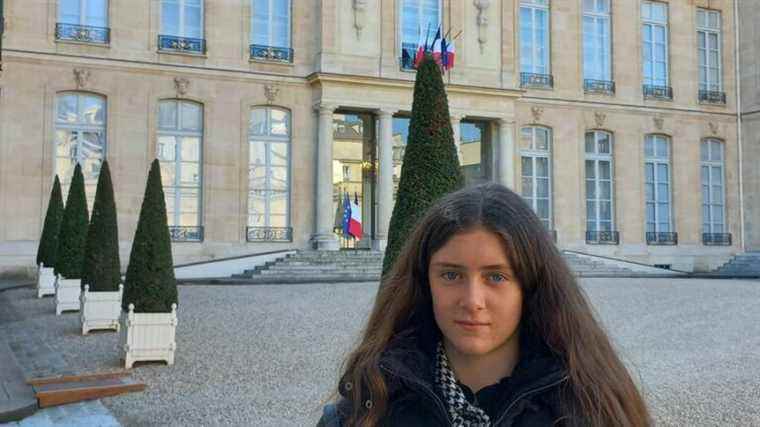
[
  {"left": 702, "top": 232, "right": 732, "bottom": 246},
  {"left": 584, "top": 79, "right": 615, "bottom": 95},
  {"left": 586, "top": 230, "right": 620, "bottom": 245},
  {"left": 521, "top": 73, "right": 554, "bottom": 89},
  {"left": 643, "top": 84, "right": 673, "bottom": 100},
  {"left": 169, "top": 226, "right": 204, "bottom": 242},
  {"left": 698, "top": 90, "right": 726, "bottom": 105},
  {"left": 55, "top": 23, "right": 110, "bottom": 44},
  {"left": 250, "top": 44, "right": 293, "bottom": 63},
  {"left": 158, "top": 35, "right": 206, "bottom": 54},
  {"left": 646, "top": 232, "right": 678, "bottom": 245},
  {"left": 246, "top": 226, "right": 293, "bottom": 242}
]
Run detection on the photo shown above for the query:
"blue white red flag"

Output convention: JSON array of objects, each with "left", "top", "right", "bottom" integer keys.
[
  {"left": 342, "top": 192, "right": 352, "bottom": 237},
  {"left": 349, "top": 193, "right": 363, "bottom": 240}
]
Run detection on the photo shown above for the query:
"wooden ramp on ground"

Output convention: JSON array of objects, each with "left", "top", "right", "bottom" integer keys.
[{"left": 27, "top": 372, "right": 145, "bottom": 408}]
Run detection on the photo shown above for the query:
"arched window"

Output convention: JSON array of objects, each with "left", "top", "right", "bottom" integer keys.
[
  {"left": 585, "top": 131, "right": 615, "bottom": 243},
  {"left": 55, "top": 92, "right": 106, "bottom": 209},
  {"left": 644, "top": 134, "right": 675, "bottom": 244},
  {"left": 248, "top": 107, "right": 291, "bottom": 241},
  {"left": 701, "top": 138, "right": 728, "bottom": 244},
  {"left": 520, "top": 126, "right": 552, "bottom": 230},
  {"left": 157, "top": 99, "right": 203, "bottom": 241}
]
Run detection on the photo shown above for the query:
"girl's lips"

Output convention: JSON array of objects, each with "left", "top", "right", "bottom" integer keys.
[{"left": 455, "top": 320, "right": 489, "bottom": 330}]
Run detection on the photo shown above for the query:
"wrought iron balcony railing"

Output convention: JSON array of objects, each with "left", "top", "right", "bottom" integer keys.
[
  {"left": 55, "top": 23, "right": 110, "bottom": 44},
  {"left": 246, "top": 226, "right": 293, "bottom": 242},
  {"left": 169, "top": 226, "right": 204, "bottom": 242},
  {"left": 158, "top": 35, "right": 206, "bottom": 54},
  {"left": 698, "top": 90, "right": 726, "bottom": 105},
  {"left": 584, "top": 79, "right": 615, "bottom": 95},
  {"left": 643, "top": 84, "right": 673, "bottom": 100},
  {"left": 586, "top": 230, "right": 620, "bottom": 245},
  {"left": 646, "top": 231, "right": 678, "bottom": 245},
  {"left": 250, "top": 44, "right": 293, "bottom": 63},
  {"left": 703, "top": 232, "right": 732, "bottom": 246},
  {"left": 521, "top": 73, "right": 554, "bottom": 89}
]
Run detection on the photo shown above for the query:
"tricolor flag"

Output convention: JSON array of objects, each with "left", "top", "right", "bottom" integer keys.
[
  {"left": 431, "top": 27, "right": 443, "bottom": 65},
  {"left": 444, "top": 38, "right": 456, "bottom": 70},
  {"left": 341, "top": 192, "right": 352, "bottom": 237},
  {"left": 349, "top": 192, "right": 363, "bottom": 240},
  {"left": 414, "top": 25, "right": 426, "bottom": 68}
]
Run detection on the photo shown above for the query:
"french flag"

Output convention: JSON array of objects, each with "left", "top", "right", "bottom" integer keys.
[
  {"left": 431, "top": 27, "right": 443, "bottom": 65},
  {"left": 414, "top": 27, "right": 426, "bottom": 68},
  {"left": 444, "top": 38, "right": 455, "bottom": 70},
  {"left": 349, "top": 193, "right": 363, "bottom": 240}
]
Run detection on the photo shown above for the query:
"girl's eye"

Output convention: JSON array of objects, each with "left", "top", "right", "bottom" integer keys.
[
  {"left": 441, "top": 271, "right": 460, "bottom": 281},
  {"left": 488, "top": 273, "right": 507, "bottom": 283}
]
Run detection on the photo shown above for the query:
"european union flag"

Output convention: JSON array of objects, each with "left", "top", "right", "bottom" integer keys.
[{"left": 342, "top": 192, "right": 352, "bottom": 237}]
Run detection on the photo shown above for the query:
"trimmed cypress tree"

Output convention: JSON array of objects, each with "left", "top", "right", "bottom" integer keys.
[
  {"left": 381, "top": 55, "right": 464, "bottom": 275},
  {"left": 36, "top": 176, "right": 65, "bottom": 268},
  {"left": 122, "top": 159, "right": 178, "bottom": 313},
  {"left": 81, "top": 160, "right": 121, "bottom": 292},
  {"left": 55, "top": 164, "right": 90, "bottom": 279}
]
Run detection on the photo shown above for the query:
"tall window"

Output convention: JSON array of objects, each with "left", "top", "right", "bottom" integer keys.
[
  {"left": 59, "top": 0, "right": 108, "bottom": 27},
  {"left": 520, "top": 0, "right": 550, "bottom": 76},
  {"left": 641, "top": 2, "right": 669, "bottom": 87},
  {"left": 701, "top": 139, "right": 725, "bottom": 235},
  {"left": 520, "top": 126, "right": 552, "bottom": 230},
  {"left": 248, "top": 107, "right": 291, "bottom": 241},
  {"left": 585, "top": 131, "right": 614, "bottom": 233},
  {"left": 161, "top": 0, "right": 203, "bottom": 39},
  {"left": 697, "top": 9, "right": 722, "bottom": 99},
  {"left": 583, "top": 0, "right": 611, "bottom": 82},
  {"left": 251, "top": 0, "right": 290, "bottom": 48},
  {"left": 644, "top": 135, "right": 672, "bottom": 234},
  {"left": 157, "top": 100, "right": 203, "bottom": 241},
  {"left": 55, "top": 92, "right": 106, "bottom": 208},
  {"left": 391, "top": 117, "right": 410, "bottom": 199},
  {"left": 400, "top": 0, "right": 441, "bottom": 63}
]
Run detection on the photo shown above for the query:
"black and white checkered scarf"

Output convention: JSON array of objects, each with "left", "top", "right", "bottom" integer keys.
[{"left": 434, "top": 341, "right": 491, "bottom": 427}]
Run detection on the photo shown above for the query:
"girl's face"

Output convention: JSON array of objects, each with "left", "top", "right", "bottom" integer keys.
[{"left": 428, "top": 226, "right": 523, "bottom": 358}]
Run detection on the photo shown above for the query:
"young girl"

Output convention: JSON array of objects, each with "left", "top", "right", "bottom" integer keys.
[{"left": 318, "top": 183, "right": 650, "bottom": 426}]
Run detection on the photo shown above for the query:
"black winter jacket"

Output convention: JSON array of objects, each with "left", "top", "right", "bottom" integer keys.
[{"left": 317, "top": 330, "right": 573, "bottom": 426}]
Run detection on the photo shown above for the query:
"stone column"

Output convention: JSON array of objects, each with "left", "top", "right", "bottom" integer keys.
[
  {"left": 373, "top": 109, "right": 395, "bottom": 252},
  {"left": 312, "top": 104, "right": 339, "bottom": 250},
  {"left": 498, "top": 119, "right": 516, "bottom": 189},
  {"left": 451, "top": 115, "right": 463, "bottom": 164}
]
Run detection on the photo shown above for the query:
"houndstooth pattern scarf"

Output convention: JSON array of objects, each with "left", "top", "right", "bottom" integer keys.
[{"left": 434, "top": 341, "right": 492, "bottom": 427}]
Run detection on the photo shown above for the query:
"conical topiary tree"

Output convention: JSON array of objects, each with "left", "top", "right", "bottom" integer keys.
[
  {"left": 36, "top": 175, "right": 65, "bottom": 268},
  {"left": 81, "top": 160, "right": 121, "bottom": 292},
  {"left": 122, "top": 159, "right": 177, "bottom": 313},
  {"left": 381, "top": 55, "right": 464, "bottom": 276},
  {"left": 55, "top": 164, "right": 89, "bottom": 279}
]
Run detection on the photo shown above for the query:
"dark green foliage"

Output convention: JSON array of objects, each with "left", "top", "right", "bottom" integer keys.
[
  {"left": 381, "top": 55, "right": 464, "bottom": 275},
  {"left": 36, "top": 176, "right": 65, "bottom": 268},
  {"left": 81, "top": 160, "right": 121, "bottom": 292},
  {"left": 123, "top": 159, "right": 178, "bottom": 313},
  {"left": 55, "top": 164, "right": 89, "bottom": 279}
]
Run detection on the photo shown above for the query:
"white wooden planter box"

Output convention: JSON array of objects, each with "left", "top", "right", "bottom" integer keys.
[
  {"left": 120, "top": 303, "right": 177, "bottom": 369},
  {"left": 81, "top": 284, "right": 124, "bottom": 335},
  {"left": 37, "top": 264, "right": 56, "bottom": 298},
  {"left": 55, "top": 276, "right": 82, "bottom": 315}
]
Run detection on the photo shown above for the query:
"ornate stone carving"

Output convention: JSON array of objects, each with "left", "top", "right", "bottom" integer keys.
[
  {"left": 708, "top": 121, "right": 719, "bottom": 135},
  {"left": 73, "top": 68, "right": 91, "bottom": 89},
  {"left": 353, "top": 0, "right": 368, "bottom": 40},
  {"left": 474, "top": 0, "right": 491, "bottom": 53},
  {"left": 594, "top": 112, "right": 607, "bottom": 128},
  {"left": 174, "top": 77, "right": 190, "bottom": 97},
  {"left": 531, "top": 106, "right": 544, "bottom": 123},
  {"left": 264, "top": 84, "right": 280, "bottom": 104},
  {"left": 653, "top": 115, "right": 664, "bottom": 131}
]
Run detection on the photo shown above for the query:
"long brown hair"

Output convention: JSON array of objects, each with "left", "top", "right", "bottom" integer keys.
[{"left": 328, "top": 183, "right": 650, "bottom": 426}]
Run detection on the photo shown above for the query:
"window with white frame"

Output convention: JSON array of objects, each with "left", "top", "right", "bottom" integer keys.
[
  {"left": 641, "top": 1, "right": 669, "bottom": 87},
  {"left": 59, "top": 0, "right": 108, "bottom": 27},
  {"left": 644, "top": 135, "right": 672, "bottom": 233},
  {"left": 400, "top": 0, "right": 441, "bottom": 55},
  {"left": 520, "top": 126, "right": 552, "bottom": 230},
  {"left": 701, "top": 139, "right": 725, "bottom": 234},
  {"left": 251, "top": 0, "right": 291, "bottom": 48},
  {"left": 157, "top": 100, "right": 203, "bottom": 238},
  {"left": 249, "top": 107, "right": 290, "bottom": 232},
  {"left": 55, "top": 92, "right": 106, "bottom": 209},
  {"left": 585, "top": 131, "right": 614, "bottom": 232},
  {"left": 583, "top": 0, "right": 611, "bottom": 82},
  {"left": 697, "top": 9, "right": 722, "bottom": 93},
  {"left": 520, "top": 0, "right": 550, "bottom": 75},
  {"left": 161, "top": 0, "right": 203, "bottom": 39}
]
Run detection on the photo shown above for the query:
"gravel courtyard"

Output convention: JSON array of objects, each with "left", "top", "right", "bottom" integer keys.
[{"left": 1, "top": 278, "right": 759, "bottom": 426}]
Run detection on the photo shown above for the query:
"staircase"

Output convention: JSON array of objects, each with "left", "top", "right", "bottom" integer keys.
[
  {"left": 711, "top": 252, "right": 760, "bottom": 277},
  {"left": 561, "top": 251, "right": 681, "bottom": 277}
]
